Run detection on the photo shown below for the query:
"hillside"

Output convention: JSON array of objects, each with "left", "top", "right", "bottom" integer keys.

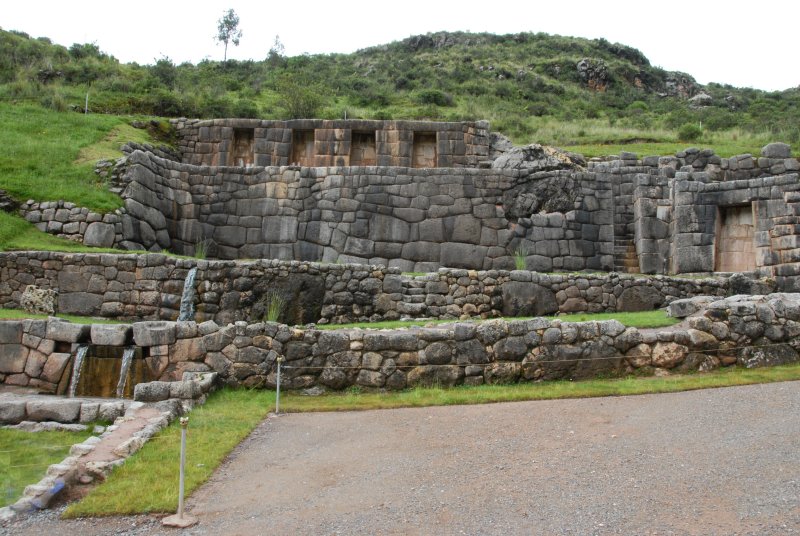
[{"left": 1, "top": 28, "right": 798, "bottom": 150}]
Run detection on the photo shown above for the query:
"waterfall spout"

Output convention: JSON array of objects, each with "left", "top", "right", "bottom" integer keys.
[
  {"left": 178, "top": 267, "right": 198, "bottom": 321},
  {"left": 67, "top": 344, "right": 89, "bottom": 398},
  {"left": 116, "top": 346, "right": 136, "bottom": 398}
]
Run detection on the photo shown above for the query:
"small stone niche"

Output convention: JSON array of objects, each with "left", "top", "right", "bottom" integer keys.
[
  {"left": 231, "top": 128, "right": 254, "bottom": 167},
  {"left": 291, "top": 130, "right": 316, "bottom": 166},
  {"left": 350, "top": 131, "right": 376, "bottom": 166},
  {"left": 412, "top": 132, "right": 437, "bottom": 168},
  {"left": 715, "top": 204, "right": 755, "bottom": 272}
]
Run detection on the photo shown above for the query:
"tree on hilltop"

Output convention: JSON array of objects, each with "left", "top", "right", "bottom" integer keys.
[{"left": 215, "top": 8, "right": 242, "bottom": 62}]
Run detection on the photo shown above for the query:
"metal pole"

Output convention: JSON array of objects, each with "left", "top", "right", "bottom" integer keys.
[
  {"left": 276, "top": 356, "right": 284, "bottom": 414},
  {"left": 178, "top": 416, "right": 188, "bottom": 518}
]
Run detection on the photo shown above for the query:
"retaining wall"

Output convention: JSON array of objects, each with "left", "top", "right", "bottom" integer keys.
[
  {"left": 0, "top": 253, "right": 740, "bottom": 325},
  {"left": 2, "top": 294, "right": 799, "bottom": 392}
]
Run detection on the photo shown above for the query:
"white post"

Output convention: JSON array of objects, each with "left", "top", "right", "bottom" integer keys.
[
  {"left": 178, "top": 416, "right": 187, "bottom": 517},
  {"left": 276, "top": 356, "right": 284, "bottom": 414},
  {"left": 161, "top": 416, "right": 197, "bottom": 527},
  {"left": 84, "top": 92, "right": 89, "bottom": 114}
]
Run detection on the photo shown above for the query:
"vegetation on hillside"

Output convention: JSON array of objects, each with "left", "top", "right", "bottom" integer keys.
[{"left": 1, "top": 28, "right": 798, "bottom": 149}]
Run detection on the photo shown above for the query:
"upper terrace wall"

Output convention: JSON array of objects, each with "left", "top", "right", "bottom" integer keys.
[
  {"left": 116, "top": 150, "right": 612, "bottom": 272},
  {"left": 171, "top": 119, "right": 491, "bottom": 168}
]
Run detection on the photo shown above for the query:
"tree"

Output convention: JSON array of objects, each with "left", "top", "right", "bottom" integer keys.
[{"left": 215, "top": 9, "right": 242, "bottom": 62}]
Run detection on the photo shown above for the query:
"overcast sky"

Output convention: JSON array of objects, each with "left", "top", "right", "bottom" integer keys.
[{"left": 3, "top": 0, "right": 797, "bottom": 92}]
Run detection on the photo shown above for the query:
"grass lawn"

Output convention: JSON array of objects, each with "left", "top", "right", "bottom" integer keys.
[
  {"left": 1, "top": 427, "right": 95, "bottom": 507},
  {"left": 0, "top": 212, "right": 125, "bottom": 253},
  {"left": 318, "top": 309, "right": 679, "bottom": 330},
  {"left": 63, "top": 388, "right": 275, "bottom": 517},
  {"left": 0, "top": 103, "right": 137, "bottom": 213},
  {"left": 0, "top": 308, "right": 127, "bottom": 324},
  {"left": 64, "top": 363, "right": 800, "bottom": 516}
]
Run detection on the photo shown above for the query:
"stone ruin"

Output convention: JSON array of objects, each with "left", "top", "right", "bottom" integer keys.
[
  {"left": 15, "top": 119, "right": 800, "bottom": 291},
  {"left": 2, "top": 118, "right": 800, "bottom": 397}
]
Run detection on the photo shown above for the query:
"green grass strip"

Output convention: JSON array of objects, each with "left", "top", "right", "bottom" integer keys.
[
  {"left": 1, "top": 428, "right": 95, "bottom": 507},
  {"left": 0, "top": 307, "right": 126, "bottom": 324},
  {"left": 63, "top": 389, "right": 275, "bottom": 517},
  {"left": 64, "top": 364, "right": 800, "bottom": 516},
  {"left": 317, "top": 309, "right": 679, "bottom": 330}
]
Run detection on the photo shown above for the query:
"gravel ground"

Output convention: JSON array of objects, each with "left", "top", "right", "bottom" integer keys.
[{"left": 3, "top": 381, "right": 800, "bottom": 535}]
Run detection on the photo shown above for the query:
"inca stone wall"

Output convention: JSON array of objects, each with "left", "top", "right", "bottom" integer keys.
[
  {"left": 170, "top": 119, "right": 491, "bottom": 168},
  {"left": 14, "top": 121, "right": 800, "bottom": 288},
  {"left": 3, "top": 293, "right": 799, "bottom": 392},
  {"left": 0, "top": 253, "right": 746, "bottom": 326},
  {"left": 109, "top": 150, "right": 613, "bottom": 272}
]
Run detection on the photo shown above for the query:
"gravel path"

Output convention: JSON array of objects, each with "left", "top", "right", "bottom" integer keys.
[{"left": 4, "top": 382, "right": 800, "bottom": 535}]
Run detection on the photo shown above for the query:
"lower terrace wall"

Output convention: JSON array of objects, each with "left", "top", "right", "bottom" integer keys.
[
  {"left": 0, "top": 253, "right": 743, "bottom": 326},
  {"left": 2, "top": 294, "right": 799, "bottom": 392}
]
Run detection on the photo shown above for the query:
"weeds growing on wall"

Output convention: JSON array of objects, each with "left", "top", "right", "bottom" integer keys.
[
  {"left": 513, "top": 247, "right": 528, "bottom": 270},
  {"left": 263, "top": 292, "right": 287, "bottom": 323}
]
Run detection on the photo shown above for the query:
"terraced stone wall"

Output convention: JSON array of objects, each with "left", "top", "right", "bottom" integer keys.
[{"left": 3, "top": 294, "right": 799, "bottom": 392}]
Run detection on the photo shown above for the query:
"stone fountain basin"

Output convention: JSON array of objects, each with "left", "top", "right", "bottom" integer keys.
[{"left": 0, "top": 387, "right": 129, "bottom": 425}]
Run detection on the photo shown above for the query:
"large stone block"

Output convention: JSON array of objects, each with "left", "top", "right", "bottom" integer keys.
[
  {"left": 83, "top": 222, "right": 116, "bottom": 247},
  {"left": 90, "top": 324, "right": 132, "bottom": 346},
  {"left": 0, "top": 400, "right": 26, "bottom": 424},
  {"left": 0, "top": 321, "right": 23, "bottom": 344},
  {"left": 501, "top": 282, "right": 558, "bottom": 317},
  {"left": 46, "top": 320, "right": 90, "bottom": 343},
  {"left": 133, "top": 321, "right": 177, "bottom": 346},
  {"left": 58, "top": 292, "right": 103, "bottom": 316},
  {"left": 41, "top": 353, "right": 71, "bottom": 383},
  {"left": 0, "top": 344, "right": 28, "bottom": 373},
  {"left": 26, "top": 399, "right": 82, "bottom": 423},
  {"left": 617, "top": 286, "right": 664, "bottom": 312}
]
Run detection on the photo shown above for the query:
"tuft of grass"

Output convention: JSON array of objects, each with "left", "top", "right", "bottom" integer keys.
[
  {"left": 263, "top": 292, "right": 287, "bottom": 323},
  {"left": 1, "top": 427, "right": 95, "bottom": 507},
  {"left": 513, "top": 247, "right": 528, "bottom": 270},
  {"left": 193, "top": 239, "right": 211, "bottom": 260},
  {"left": 0, "top": 307, "right": 127, "bottom": 324},
  {"left": 317, "top": 309, "right": 679, "bottom": 331},
  {"left": 64, "top": 388, "right": 275, "bottom": 517}
]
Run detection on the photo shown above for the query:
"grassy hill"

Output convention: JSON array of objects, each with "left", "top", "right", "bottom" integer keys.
[{"left": 1, "top": 28, "right": 798, "bottom": 152}]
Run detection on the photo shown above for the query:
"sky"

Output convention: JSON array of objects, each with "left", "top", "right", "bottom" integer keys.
[{"left": 3, "top": 0, "right": 797, "bottom": 92}]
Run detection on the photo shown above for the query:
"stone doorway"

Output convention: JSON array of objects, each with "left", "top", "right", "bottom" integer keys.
[
  {"left": 232, "top": 128, "right": 254, "bottom": 166},
  {"left": 412, "top": 132, "right": 437, "bottom": 168},
  {"left": 291, "top": 130, "right": 315, "bottom": 166},
  {"left": 715, "top": 205, "right": 755, "bottom": 272},
  {"left": 350, "top": 132, "right": 376, "bottom": 166}
]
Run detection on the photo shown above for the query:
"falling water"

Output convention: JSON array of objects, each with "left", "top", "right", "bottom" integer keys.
[
  {"left": 178, "top": 267, "right": 198, "bottom": 321},
  {"left": 67, "top": 344, "right": 89, "bottom": 398},
  {"left": 115, "top": 346, "right": 136, "bottom": 398}
]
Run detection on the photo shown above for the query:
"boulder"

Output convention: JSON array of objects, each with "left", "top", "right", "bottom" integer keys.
[
  {"left": 83, "top": 222, "right": 116, "bottom": 248},
  {"left": 651, "top": 342, "right": 688, "bottom": 368},
  {"left": 25, "top": 399, "right": 82, "bottom": 423},
  {"left": 617, "top": 286, "right": 664, "bottom": 312},
  {"left": 761, "top": 142, "right": 791, "bottom": 159},
  {"left": 20, "top": 286, "right": 58, "bottom": 316},
  {"left": 501, "top": 282, "right": 558, "bottom": 317},
  {"left": 0, "top": 400, "right": 26, "bottom": 424},
  {"left": 134, "top": 381, "right": 171, "bottom": 402},
  {"left": 667, "top": 296, "right": 715, "bottom": 318}
]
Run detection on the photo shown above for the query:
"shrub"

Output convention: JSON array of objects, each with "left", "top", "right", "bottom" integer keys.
[
  {"left": 678, "top": 123, "right": 703, "bottom": 142},
  {"left": 415, "top": 89, "right": 454, "bottom": 107}
]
